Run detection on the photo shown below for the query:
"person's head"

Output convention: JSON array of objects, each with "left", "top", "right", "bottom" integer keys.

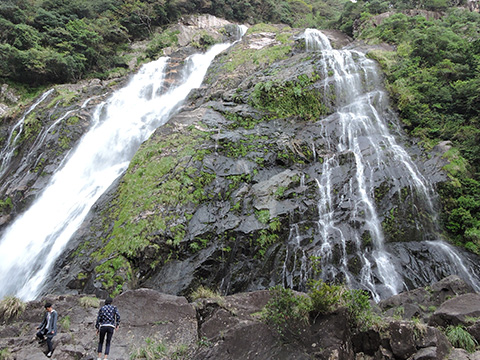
[
  {"left": 44, "top": 302, "right": 52, "bottom": 311},
  {"left": 105, "top": 296, "right": 113, "bottom": 305}
]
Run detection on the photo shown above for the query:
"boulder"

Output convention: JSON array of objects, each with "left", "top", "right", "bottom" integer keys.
[{"left": 429, "top": 293, "right": 480, "bottom": 327}]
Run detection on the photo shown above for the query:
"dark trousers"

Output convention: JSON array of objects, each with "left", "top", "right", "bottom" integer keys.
[
  {"left": 36, "top": 329, "right": 54, "bottom": 352},
  {"left": 97, "top": 326, "right": 115, "bottom": 355}
]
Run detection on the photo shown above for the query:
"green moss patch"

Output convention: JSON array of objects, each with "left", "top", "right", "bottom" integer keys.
[{"left": 92, "top": 125, "right": 216, "bottom": 293}]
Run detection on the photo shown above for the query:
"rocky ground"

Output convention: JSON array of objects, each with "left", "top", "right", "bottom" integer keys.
[{"left": 1, "top": 276, "right": 480, "bottom": 359}]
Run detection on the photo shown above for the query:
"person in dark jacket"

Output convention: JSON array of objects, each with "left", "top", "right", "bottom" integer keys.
[
  {"left": 36, "top": 302, "right": 58, "bottom": 358},
  {"left": 95, "top": 296, "right": 120, "bottom": 360}
]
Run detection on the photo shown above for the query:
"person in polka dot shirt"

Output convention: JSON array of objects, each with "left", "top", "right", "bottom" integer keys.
[{"left": 95, "top": 296, "right": 120, "bottom": 360}]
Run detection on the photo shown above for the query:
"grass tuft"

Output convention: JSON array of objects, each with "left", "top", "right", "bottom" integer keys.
[
  {"left": 0, "top": 348, "right": 12, "bottom": 360},
  {"left": 79, "top": 296, "right": 100, "bottom": 308},
  {"left": 0, "top": 296, "right": 26, "bottom": 320},
  {"left": 445, "top": 325, "right": 478, "bottom": 353},
  {"left": 190, "top": 286, "right": 223, "bottom": 303}
]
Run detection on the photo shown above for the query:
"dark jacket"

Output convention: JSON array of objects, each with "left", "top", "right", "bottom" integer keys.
[
  {"left": 38, "top": 310, "right": 58, "bottom": 336},
  {"left": 95, "top": 304, "right": 120, "bottom": 329}
]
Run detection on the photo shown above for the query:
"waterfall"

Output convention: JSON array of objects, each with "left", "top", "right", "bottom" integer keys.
[
  {"left": 282, "top": 224, "right": 308, "bottom": 288},
  {"left": 0, "top": 41, "right": 233, "bottom": 301},
  {"left": 297, "top": 29, "right": 480, "bottom": 299},
  {"left": 0, "top": 89, "right": 55, "bottom": 179}
]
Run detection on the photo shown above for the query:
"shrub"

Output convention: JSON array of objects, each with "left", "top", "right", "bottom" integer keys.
[
  {"left": 249, "top": 75, "right": 328, "bottom": 121},
  {"left": 0, "top": 296, "right": 26, "bottom": 321},
  {"left": 445, "top": 325, "right": 478, "bottom": 353},
  {"left": 308, "top": 279, "right": 347, "bottom": 316},
  {"left": 264, "top": 281, "right": 376, "bottom": 338},
  {"left": 307, "top": 279, "right": 375, "bottom": 329},
  {"left": 262, "top": 285, "right": 311, "bottom": 340},
  {"left": 343, "top": 288, "right": 375, "bottom": 331}
]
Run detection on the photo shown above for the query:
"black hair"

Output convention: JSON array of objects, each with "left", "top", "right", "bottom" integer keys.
[
  {"left": 105, "top": 297, "right": 113, "bottom": 305},
  {"left": 44, "top": 302, "right": 52, "bottom": 308}
]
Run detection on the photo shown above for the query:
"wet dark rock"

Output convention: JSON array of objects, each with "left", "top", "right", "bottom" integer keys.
[
  {"left": 388, "top": 321, "right": 418, "bottom": 359},
  {"left": 467, "top": 321, "right": 480, "bottom": 344},
  {"left": 43, "top": 29, "right": 478, "bottom": 298}
]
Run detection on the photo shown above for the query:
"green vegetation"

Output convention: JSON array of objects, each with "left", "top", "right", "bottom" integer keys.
[
  {"left": 262, "top": 280, "right": 374, "bottom": 340},
  {"left": 190, "top": 286, "right": 223, "bottom": 302},
  {"left": 251, "top": 211, "right": 284, "bottom": 258},
  {"left": 130, "top": 338, "right": 168, "bottom": 360},
  {"left": 445, "top": 325, "right": 478, "bottom": 353},
  {"left": 0, "top": 0, "right": 347, "bottom": 87},
  {"left": 59, "top": 315, "right": 71, "bottom": 332},
  {"left": 106, "top": 128, "right": 211, "bottom": 249},
  {"left": 0, "top": 0, "right": 180, "bottom": 84},
  {"left": 0, "top": 296, "right": 26, "bottom": 321},
  {"left": 94, "top": 256, "right": 132, "bottom": 297},
  {"left": 79, "top": 296, "right": 100, "bottom": 308},
  {"left": 2, "top": 0, "right": 480, "bottom": 303},
  {"left": 0, "top": 348, "right": 12, "bottom": 360},
  {"left": 262, "top": 285, "right": 311, "bottom": 339},
  {"left": 23, "top": 112, "right": 41, "bottom": 141},
  {"left": 176, "top": 0, "right": 345, "bottom": 29},
  {"left": 253, "top": 229, "right": 280, "bottom": 258},
  {"left": 219, "top": 24, "right": 296, "bottom": 73},
  {"left": 91, "top": 125, "right": 216, "bottom": 294},
  {"left": 249, "top": 73, "right": 329, "bottom": 120},
  {"left": 0, "top": 197, "right": 13, "bottom": 215},
  {"left": 145, "top": 29, "right": 179, "bottom": 60},
  {"left": 223, "top": 112, "right": 265, "bottom": 130},
  {"left": 130, "top": 338, "right": 189, "bottom": 360}
]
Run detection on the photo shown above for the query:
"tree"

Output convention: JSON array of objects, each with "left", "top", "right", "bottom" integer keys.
[{"left": 11, "top": 23, "right": 41, "bottom": 50}]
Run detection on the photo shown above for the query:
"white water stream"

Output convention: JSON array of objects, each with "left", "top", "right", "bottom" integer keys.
[
  {"left": 297, "top": 29, "right": 480, "bottom": 300},
  {"left": 0, "top": 41, "right": 234, "bottom": 300},
  {"left": 0, "top": 89, "right": 55, "bottom": 179}
]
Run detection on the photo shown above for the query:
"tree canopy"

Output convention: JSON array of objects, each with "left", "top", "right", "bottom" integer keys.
[{"left": 0, "top": 0, "right": 347, "bottom": 84}]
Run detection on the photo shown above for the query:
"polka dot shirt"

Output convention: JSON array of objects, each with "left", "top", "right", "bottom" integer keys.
[{"left": 96, "top": 304, "right": 120, "bottom": 329}]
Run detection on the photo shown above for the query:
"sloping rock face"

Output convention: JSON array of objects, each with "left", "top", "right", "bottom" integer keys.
[
  {"left": 2, "top": 278, "right": 480, "bottom": 360},
  {"left": 0, "top": 79, "right": 121, "bottom": 229},
  {"left": 36, "top": 20, "right": 480, "bottom": 301}
]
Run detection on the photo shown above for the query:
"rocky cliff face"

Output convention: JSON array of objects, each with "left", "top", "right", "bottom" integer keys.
[
  {"left": 0, "top": 16, "right": 478, "bottom": 307},
  {"left": 1, "top": 276, "right": 480, "bottom": 360},
  {"left": 0, "top": 79, "right": 121, "bottom": 228}
]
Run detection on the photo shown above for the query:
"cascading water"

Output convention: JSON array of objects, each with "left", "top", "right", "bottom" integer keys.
[
  {"left": 290, "top": 29, "right": 480, "bottom": 300},
  {"left": 0, "top": 89, "right": 55, "bottom": 179},
  {"left": 0, "top": 39, "right": 237, "bottom": 300}
]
